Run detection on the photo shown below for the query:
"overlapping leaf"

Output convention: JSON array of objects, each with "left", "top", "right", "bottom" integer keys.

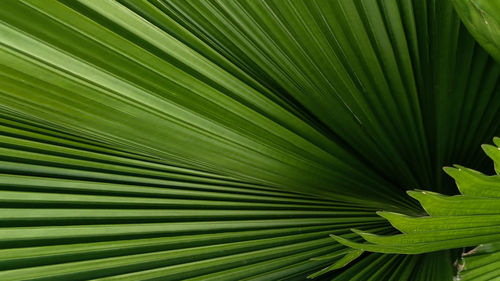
[{"left": 333, "top": 139, "right": 500, "bottom": 255}]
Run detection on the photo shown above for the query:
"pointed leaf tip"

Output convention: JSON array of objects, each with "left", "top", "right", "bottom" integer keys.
[
  {"left": 493, "top": 137, "right": 500, "bottom": 147},
  {"left": 406, "top": 190, "right": 425, "bottom": 199},
  {"left": 443, "top": 166, "right": 457, "bottom": 173}
]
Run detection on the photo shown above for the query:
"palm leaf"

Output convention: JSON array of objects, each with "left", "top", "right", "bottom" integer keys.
[
  {"left": 458, "top": 242, "right": 500, "bottom": 281},
  {"left": 1, "top": 0, "right": 500, "bottom": 280},
  {"left": 0, "top": 115, "right": 391, "bottom": 280}
]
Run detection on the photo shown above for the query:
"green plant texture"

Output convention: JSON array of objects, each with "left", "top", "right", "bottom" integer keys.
[{"left": 0, "top": 0, "right": 500, "bottom": 280}]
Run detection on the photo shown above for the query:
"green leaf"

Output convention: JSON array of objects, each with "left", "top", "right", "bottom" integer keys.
[
  {"left": 453, "top": 0, "right": 500, "bottom": 62},
  {"left": 1, "top": 0, "right": 500, "bottom": 280},
  {"left": 332, "top": 138, "right": 500, "bottom": 256},
  {"left": 307, "top": 249, "right": 363, "bottom": 279}
]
